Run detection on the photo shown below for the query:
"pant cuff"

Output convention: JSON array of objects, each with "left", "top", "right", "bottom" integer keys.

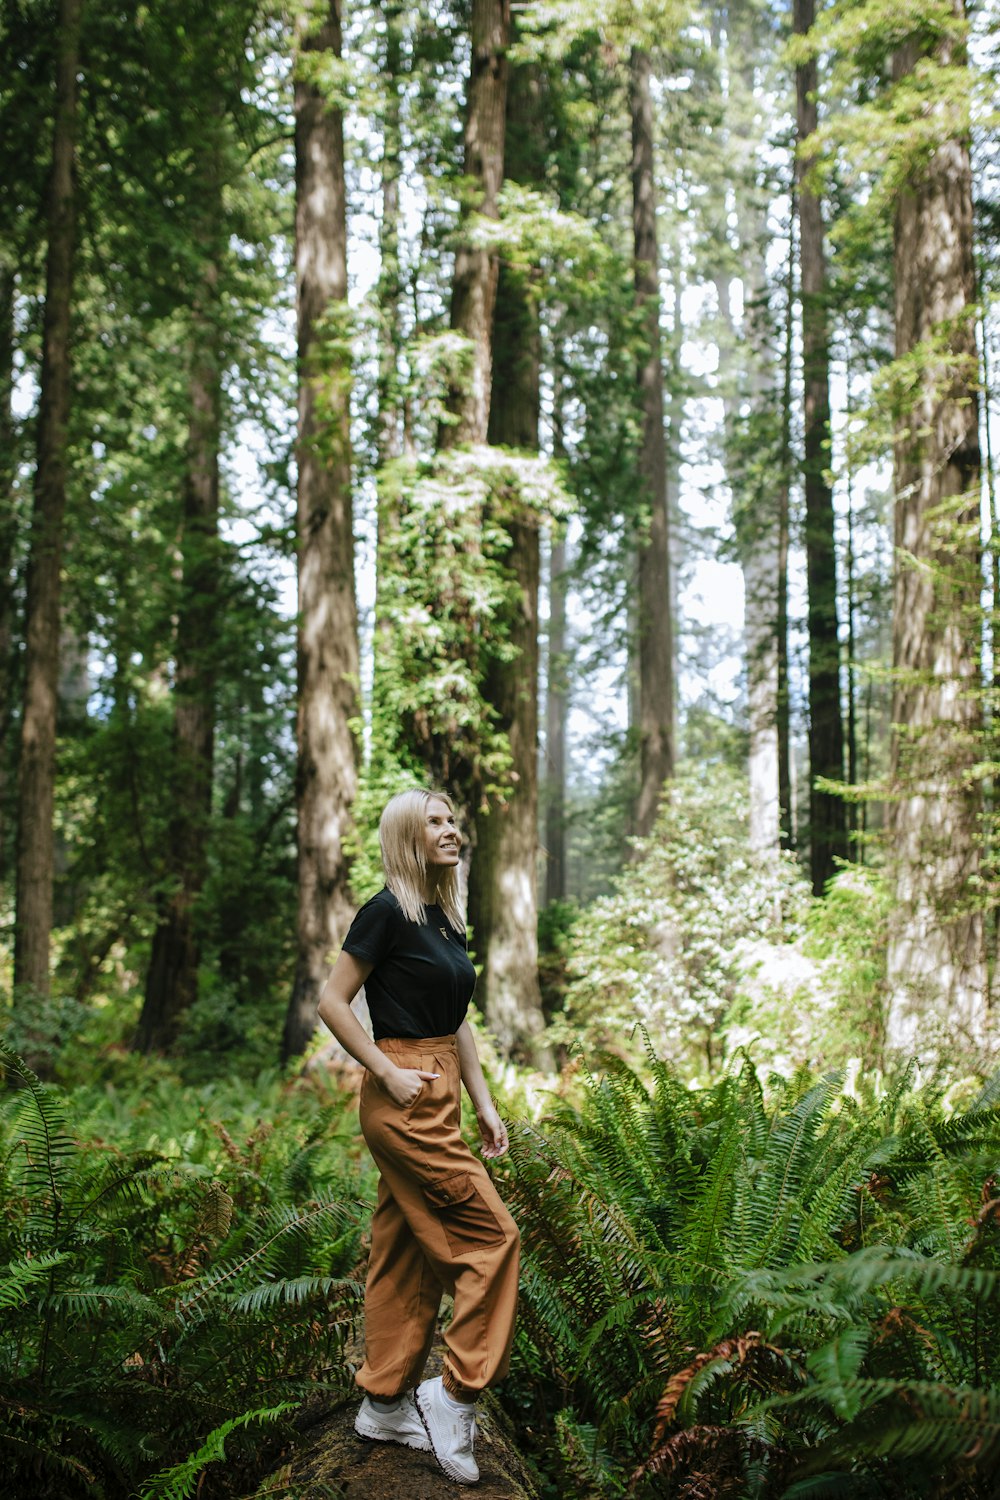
[{"left": 442, "top": 1369, "right": 479, "bottom": 1401}]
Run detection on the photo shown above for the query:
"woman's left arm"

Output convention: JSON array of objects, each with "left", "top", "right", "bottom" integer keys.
[{"left": 456, "top": 1020, "right": 509, "bottom": 1159}]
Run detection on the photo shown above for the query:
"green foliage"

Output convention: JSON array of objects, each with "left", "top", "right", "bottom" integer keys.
[
  {"left": 726, "top": 865, "right": 892, "bottom": 1076},
  {"left": 551, "top": 764, "right": 810, "bottom": 1075},
  {"left": 502, "top": 1046, "right": 1000, "bottom": 1498},
  {"left": 0, "top": 1039, "right": 369, "bottom": 1498},
  {"left": 363, "top": 444, "right": 569, "bottom": 822},
  {"left": 537, "top": 898, "right": 580, "bottom": 1025},
  {"left": 138, "top": 1403, "right": 296, "bottom": 1500},
  {"left": 789, "top": 0, "right": 988, "bottom": 247}
]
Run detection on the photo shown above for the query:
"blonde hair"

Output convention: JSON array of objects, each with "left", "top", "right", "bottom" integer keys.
[{"left": 379, "top": 788, "right": 465, "bottom": 932}]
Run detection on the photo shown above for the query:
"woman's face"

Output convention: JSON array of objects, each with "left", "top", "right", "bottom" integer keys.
[{"left": 423, "top": 797, "right": 462, "bottom": 872}]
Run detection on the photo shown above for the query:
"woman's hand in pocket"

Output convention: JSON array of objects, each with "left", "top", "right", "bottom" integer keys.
[{"left": 379, "top": 1065, "right": 439, "bottom": 1108}]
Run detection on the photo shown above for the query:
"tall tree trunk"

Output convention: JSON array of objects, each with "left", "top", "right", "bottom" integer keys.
[
  {"left": 467, "top": 49, "right": 550, "bottom": 1065},
  {"left": 777, "top": 202, "right": 795, "bottom": 849},
  {"left": 845, "top": 425, "right": 858, "bottom": 856},
  {"left": 136, "top": 244, "right": 222, "bottom": 1052},
  {"left": 544, "top": 530, "right": 568, "bottom": 906},
  {"left": 282, "top": 0, "right": 360, "bottom": 1063},
  {"left": 794, "top": 0, "right": 846, "bottom": 895},
  {"left": 981, "top": 297, "right": 1000, "bottom": 999},
  {"left": 376, "top": 1, "right": 404, "bottom": 473},
  {"left": 744, "top": 509, "right": 780, "bottom": 854},
  {"left": 630, "top": 46, "right": 674, "bottom": 839},
  {"left": 14, "top": 0, "right": 82, "bottom": 1004},
  {"left": 52, "top": 619, "right": 90, "bottom": 929},
  {"left": 739, "top": 283, "right": 780, "bottom": 855},
  {"left": 0, "top": 258, "right": 17, "bottom": 881},
  {"left": 725, "top": 3, "right": 782, "bottom": 856},
  {"left": 373, "top": 1, "right": 404, "bottom": 700},
  {"left": 440, "top": 0, "right": 508, "bottom": 449},
  {"left": 885, "top": 9, "right": 987, "bottom": 1053}
]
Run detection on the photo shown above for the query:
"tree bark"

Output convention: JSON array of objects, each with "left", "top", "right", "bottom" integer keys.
[
  {"left": 282, "top": 0, "right": 360, "bottom": 1063},
  {"left": 467, "top": 52, "right": 550, "bottom": 1065},
  {"left": 544, "top": 530, "right": 568, "bottom": 906},
  {"left": 0, "top": 258, "right": 17, "bottom": 882},
  {"left": 373, "top": 1, "right": 404, "bottom": 700},
  {"left": 778, "top": 202, "right": 795, "bottom": 850},
  {"left": 794, "top": 0, "right": 846, "bottom": 895},
  {"left": 136, "top": 243, "right": 222, "bottom": 1052},
  {"left": 441, "top": 0, "right": 509, "bottom": 448},
  {"left": 630, "top": 46, "right": 674, "bottom": 839},
  {"left": 718, "top": 2, "right": 782, "bottom": 856},
  {"left": 14, "top": 0, "right": 82, "bottom": 1002},
  {"left": 376, "top": 1, "right": 404, "bottom": 472},
  {"left": 885, "top": 10, "right": 987, "bottom": 1053}
]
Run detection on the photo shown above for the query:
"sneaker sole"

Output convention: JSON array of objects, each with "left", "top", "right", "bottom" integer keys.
[
  {"left": 354, "top": 1416, "right": 431, "bottom": 1452},
  {"left": 414, "top": 1387, "right": 479, "bottom": 1485}
]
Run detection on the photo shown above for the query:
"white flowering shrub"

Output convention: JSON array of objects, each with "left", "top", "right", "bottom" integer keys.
[
  {"left": 723, "top": 862, "right": 890, "bottom": 1076},
  {"left": 550, "top": 765, "right": 811, "bottom": 1076}
]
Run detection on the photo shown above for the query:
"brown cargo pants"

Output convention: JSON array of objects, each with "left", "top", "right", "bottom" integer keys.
[{"left": 356, "top": 1033, "right": 520, "bottom": 1401}]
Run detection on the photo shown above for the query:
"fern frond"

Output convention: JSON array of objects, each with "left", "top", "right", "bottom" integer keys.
[
  {"left": 229, "top": 1274, "right": 348, "bottom": 1315},
  {"left": 173, "top": 1197, "right": 360, "bottom": 1316},
  {"left": 0, "top": 1039, "right": 78, "bottom": 1222},
  {"left": 137, "top": 1402, "right": 295, "bottom": 1500},
  {"left": 0, "top": 1250, "right": 69, "bottom": 1310},
  {"left": 969, "top": 1069, "right": 1000, "bottom": 1113}
]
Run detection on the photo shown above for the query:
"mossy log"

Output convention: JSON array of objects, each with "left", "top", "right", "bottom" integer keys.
[{"left": 250, "top": 1387, "right": 540, "bottom": 1499}]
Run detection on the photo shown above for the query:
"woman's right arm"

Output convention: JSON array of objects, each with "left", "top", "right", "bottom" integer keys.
[{"left": 316, "top": 951, "right": 438, "bottom": 1108}]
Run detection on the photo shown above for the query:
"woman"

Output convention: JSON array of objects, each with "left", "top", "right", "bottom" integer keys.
[{"left": 317, "top": 787, "right": 520, "bottom": 1486}]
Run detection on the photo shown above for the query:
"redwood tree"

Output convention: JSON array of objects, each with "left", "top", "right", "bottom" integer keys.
[
  {"left": 794, "top": 0, "right": 847, "bottom": 894},
  {"left": 468, "top": 50, "right": 551, "bottom": 1065},
  {"left": 14, "top": 0, "right": 82, "bottom": 1004},
  {"left": 440, "top": 0, "right": 509, "bottom": 450},
  {"left": 630, "top": 45, "right": 674, "bottom": 839},
  {"left": 136, "top": 165, "right": 224, "bottom": 1053},
  {"left": 885, "top": 2, "right": 987, "bottom": 1052},
  {"left": 0, "top": 258, "right": 16, "bottom": 880},
  {"left": 282, "top": 0, "right": 360, "bottom": 1062},
  {"left": 544, "top": 529, "right": 568, "bottom": 905}
]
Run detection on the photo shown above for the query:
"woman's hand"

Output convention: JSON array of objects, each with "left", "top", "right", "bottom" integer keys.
[
  {"left": 379, "top": 1065, "right": 439, "bottom": 1108},
  {"left": 477, "top": 1103, "right": 509, "bottom": 1159}
]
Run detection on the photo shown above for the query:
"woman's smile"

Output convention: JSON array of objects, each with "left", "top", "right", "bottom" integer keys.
[{"left": 424, "top": 797, "right": 462, "bottom": 868}]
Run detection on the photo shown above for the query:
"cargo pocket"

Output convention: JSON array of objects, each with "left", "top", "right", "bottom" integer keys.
[{"left": 424, "top": 1170, "right": 507, "bottom": 1254}]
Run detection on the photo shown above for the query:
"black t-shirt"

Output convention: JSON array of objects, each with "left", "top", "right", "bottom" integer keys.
[{"left": 342, "top": 886, "right": 477, "bottom": 1040}]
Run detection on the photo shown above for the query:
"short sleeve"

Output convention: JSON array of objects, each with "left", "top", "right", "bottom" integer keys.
[{"left": 342, "top": 890, "right": 399, "bottom": 966}]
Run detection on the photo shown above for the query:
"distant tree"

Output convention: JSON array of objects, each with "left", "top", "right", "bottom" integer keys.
[
  {"left": 135, "top": 0, "right": 270, "bottom": 1052},
  {"left": 0, "top": 257, "right": 16, "bottom": 880},
  {"left": 135, "top": 142, "right": 224, "bottom": 1053},
  {"left": 630, "top": 44, "right": 674, "bottom": 839},
  {"left": 794, "top": 0, "right": 847, "bottom": 895},
  {"left": 544, "top": 528, "right": 569, "bottom": 906},
  {"left": 14, "top": 0, "right": 83, "bottom": 1007},
  {"left": 375, "top": 0, "right": 405, "bottom": 472},
  {"left": 707, "top": 0, "right": 785, "bottom": 855},
  {"left": 440, "top": 0, "right": 509, "bottom": 450}
]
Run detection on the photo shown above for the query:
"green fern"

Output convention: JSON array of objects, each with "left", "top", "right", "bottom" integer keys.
[
  {"left": 503, "top": 1044, "right": 1000, "bottom": 1498},
  {"left": 0, "top": 1250, "right": 69, "bottom": 1310},
  {"left": 0, "top": 1040, "right": 366, "bottom": 1497},
  {"left": 137, "top": 1403, "right": 295, "bottom": 1500}
]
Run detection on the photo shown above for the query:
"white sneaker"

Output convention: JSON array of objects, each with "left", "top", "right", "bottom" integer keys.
[
  {"left": 415, "top": 1376, "right": 479, "bottom": 1484},
  {"left": 354, "top": 1391, "right": 431, "bottom": 1451}
]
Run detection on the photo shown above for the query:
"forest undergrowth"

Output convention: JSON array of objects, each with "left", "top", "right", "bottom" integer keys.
[
  {"left": 4, "top": 762, "right": 1000, "bottom": 1497},
  {"left": 2, "top": 1022, "right": 1000, "bottom": 1499}
]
